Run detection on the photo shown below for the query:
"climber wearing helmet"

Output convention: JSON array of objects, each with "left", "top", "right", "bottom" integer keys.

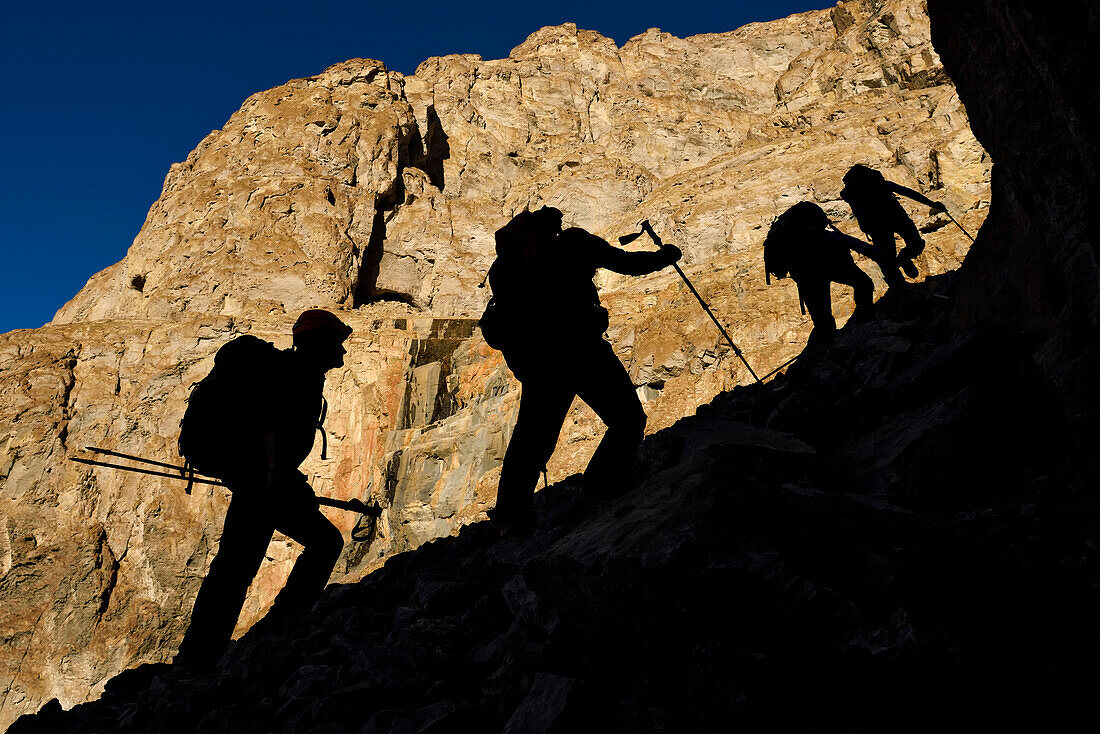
[{"left": 175, "top": 309, "right": 353, "bottom": 668}]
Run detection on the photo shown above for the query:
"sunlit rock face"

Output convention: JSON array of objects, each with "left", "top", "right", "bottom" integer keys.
[
  {"left": 0, "top": 0, "right": 991, "bottom": 725},
  {"left": 51, "top": 62, "right": 417, "bottom": 324}
]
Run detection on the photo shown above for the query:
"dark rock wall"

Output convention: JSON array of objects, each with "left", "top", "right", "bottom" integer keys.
[{"left": 928, "top": 1, "right": 1100, "bottom": 429}]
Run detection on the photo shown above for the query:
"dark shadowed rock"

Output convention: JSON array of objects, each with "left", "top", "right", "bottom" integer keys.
[{"left": 928, "top": 0, "right": 1100, "bottom": 436}]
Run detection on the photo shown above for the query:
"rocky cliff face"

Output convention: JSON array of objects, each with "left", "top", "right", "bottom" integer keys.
[{"left": 1, "top": 0, "right": 992, "bottom": 726}]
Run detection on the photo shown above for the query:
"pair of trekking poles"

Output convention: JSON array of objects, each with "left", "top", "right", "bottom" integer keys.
[{"left": 70, "top": 447, "right": 382, "bottom": 521}]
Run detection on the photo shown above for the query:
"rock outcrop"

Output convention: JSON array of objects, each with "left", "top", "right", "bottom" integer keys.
[
  {"left": 927, "top": 0, "right": 1100, "bottom": 436},
  {"left": 1, "top": 0, "right": 993, "bottom": 726},
  {"left": 52, "top": 64, "right": 417, "bottom": 323}
]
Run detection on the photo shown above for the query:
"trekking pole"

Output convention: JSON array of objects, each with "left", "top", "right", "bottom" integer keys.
[
  {"left": 620, "top": 221, "right": 762, "bottom": 384},
  {"left": 942, "top": 210, "right": 975, "bottom": 243},
  {"left": 85, "top": 446, "right": 193, "bottom": 474},
  {"left": 70, "top": 457, "right": 225, "bottom": 486},
  {"left": 68, "top": 456, "right": 383, "bottom": 518}
]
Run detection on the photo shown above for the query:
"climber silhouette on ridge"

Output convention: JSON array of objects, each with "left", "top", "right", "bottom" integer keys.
[
  {"left": 174, "top": 309, "right": 352, "bottom": 668},
  {"left": 479, "top": 206, "right": 682, "bottom": 538},
  {"left": 840, "top": 163, "right": 946, "bottom": 285},
  {"left": 764, "top": 201, "right": 877, "bottom": 347}
]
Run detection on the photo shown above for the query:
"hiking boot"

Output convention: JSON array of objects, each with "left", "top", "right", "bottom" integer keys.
[
  {"left": 246, "top": 609, "right": 296, "bottom": 640},
  {"left": 580, "top": 476, "right": 634, "bottom": 501},
  {"left": 806, "top": 326, "right": 836, "bottom": 349},
  {"left": 850, "top": 304, "right": 876, "bottom": 324},
  {"left": 500, "top": 514, "right": 536, "bottom": 539},
  {"left": 488, "top": 507, "right": 536, "bottom": 539},
  {"left": 172, "top": 649, "right": 221, "bottom": 671},
  {"left": 899, "top": 259, "right": 919, "bottom": 279}
]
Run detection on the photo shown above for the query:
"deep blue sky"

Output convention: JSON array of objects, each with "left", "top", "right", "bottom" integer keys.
[{"left": 0, "top": 0, "right": 827, "bottom": 334}]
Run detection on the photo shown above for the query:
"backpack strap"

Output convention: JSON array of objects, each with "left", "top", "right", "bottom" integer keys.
[
  {"left": 178, "top": 380, "right": 201, "bottom": 494},
  {"left": 317, "top": 395, "right": 329, "bottom": 460},
  {"left": 182, "top": 460, "right": 194, "bottom": 495}
]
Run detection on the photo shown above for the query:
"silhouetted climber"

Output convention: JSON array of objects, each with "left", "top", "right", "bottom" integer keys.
[
  {"left": 840, "top": 164, "right": 946, "bottom": 284},
  {"left": 174, "top": 309, "right": 352, "bottom": 668},
  {"left": 479, "top": 207, "right": 681, "bottom": 537},
  {"left": 764, "top": 201, "right": 876, "bottom": 347}
]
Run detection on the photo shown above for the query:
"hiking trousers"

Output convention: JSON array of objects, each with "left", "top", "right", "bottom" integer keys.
[
  {"left": 795, "top": 259, "right": 875, "bottom": 345},
  {"left": 175, "top": 477, "right": 343, "bottom": 666},
  {"left": 867, "top": 218, "right": 925, "bottom": 284},
  {"left": 495, "top": 338, "right": 647, "bottom": 520}
]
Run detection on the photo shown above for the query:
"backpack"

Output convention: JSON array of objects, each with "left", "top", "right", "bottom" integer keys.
[
  {"left": 479, "top": 209, "right": 617, "bottom": 363},
  {"left": 763, "top": 201, "right": 832, "bottom": 282},
  {"left": 477, "top": 210, "right": 550, "bottom": 352},
  {"left": 478, "top": 296, "right": 511, "bottom": 351},
  {"left": 178, "top": 335, "right": 281, "bottom": 486}
]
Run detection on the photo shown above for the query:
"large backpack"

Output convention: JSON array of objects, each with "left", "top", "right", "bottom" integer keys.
[
  {"left": 763, "top": 201, "right": 832, "bottom": 282},
  {"left": 477, "top": 296, "right": 511, "bottom": 351},
  {"left": 178, "top": 334, "right": 281, "bottom": 485},
  {"left": 479, "top": 208, "right": 613, "bottom": 355},
  {"left": 478, "top": 210, "right": 553, "bottom": 352}
]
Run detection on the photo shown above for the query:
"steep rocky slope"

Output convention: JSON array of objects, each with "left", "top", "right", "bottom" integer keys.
[
  {"left": 12, "top": 278, "right": 1098, "bottom": 732},
  {"left": 0, "top": 0, "right": 993, "bottom": 726}
]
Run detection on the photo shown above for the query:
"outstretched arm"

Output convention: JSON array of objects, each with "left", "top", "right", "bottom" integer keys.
[
  {"left": 888, "top": 182, "right": 944, "bottom": 210},
  {"left": 574, "top": 229, "right": 681, "bottom": 275},
  {"left": 827, "top": 228, "right": 880, "bottom": 260}
]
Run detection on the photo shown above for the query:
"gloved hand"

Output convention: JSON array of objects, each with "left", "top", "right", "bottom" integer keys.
[
  {"left": 661, "top": 244, "right": 683, "bottom": 264},
  {"left": 930, "top": 201, "right": 947, "bottom": 213}
]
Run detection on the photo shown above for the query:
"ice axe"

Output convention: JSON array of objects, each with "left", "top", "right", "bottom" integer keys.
[{"left": 619, "top": 221, "right": 762, "bottom": 384}]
